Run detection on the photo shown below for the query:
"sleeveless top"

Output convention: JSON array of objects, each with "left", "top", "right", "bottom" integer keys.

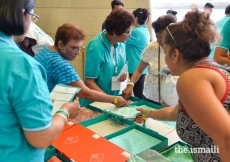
[{"left": 176, "top": 63, "right": 230, "bottom": 162}]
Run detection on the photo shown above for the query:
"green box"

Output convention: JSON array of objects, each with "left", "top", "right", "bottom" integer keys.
[
  {"left": 80, "top": 114, "right": 135, "bottom": 137},
  {"left": 44, "top": 145, "right": 56, "bottom": 157},
  {"left": 129, "top": 100, "right": 164, "bottom": 110},
  {"left": 85, "top": 104, "right": 103, "bottom": 113},
  {"left": 44, "top": 153, "right": 68, "bottom": 162},
  {"left": 80, "top": 114, "right": 134, "bottom": 126},
  {"left": 105, "top": 124, "right": 168, "bottom": 153},
  {"left": 118, "top": 94, "right": 143, "bottom": 103}
]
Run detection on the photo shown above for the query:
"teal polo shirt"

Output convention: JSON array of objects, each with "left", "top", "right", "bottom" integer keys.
[
  {"left": 79, "top": 31, "right": 126, "bottom": 106},
  {"left": 209, "top": 16, "right": 230, "bottom": 60},
  {"left": 125, "top": 25, "right": 150, "bottom": 74},
  {"left": 0, "top": 31, "right": 52, "bottom": 162},
  {"left": 218, "top": 18, "right": 230, "bottom": 51},
  {"left": 216, "top": 15, "right": 230, "bottom": 32}
]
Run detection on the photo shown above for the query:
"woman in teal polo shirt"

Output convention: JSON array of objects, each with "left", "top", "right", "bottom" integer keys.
[
  {"left": 0, "top": 0, "right": 81, "bottom": 161},
  {"left": 80, "top": 10, "right": 135, "bottom": 106},
  {"left": 125, "top": 8, "right": 150, "bottom": 99}
]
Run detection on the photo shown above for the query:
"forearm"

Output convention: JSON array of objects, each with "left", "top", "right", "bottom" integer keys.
[
  {"left": 130, "top": 61, "right": 147, "bottom": 83},
  {"left": 130, "top": 69, "right": 143, "bottom": 83},
  {"left": 214, "top": 56, "right": 230, "bottom": 66},
  {"left": 24, "top": 115, "right": 66, "bottom": 149},
  {"left": 213, "top": 48, "right": 230, "bottom": 65},
  {"left": 84, "top": 79, "right": 104, "bottom": 93},
  {"left": 148, "top": 106, "right": 177, "bottom": 121},
  {"left": 84, "top": 89, "right": 114, "bottom": 103}
]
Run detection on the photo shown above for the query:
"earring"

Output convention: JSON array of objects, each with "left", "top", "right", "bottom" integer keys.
[
  {"left": 173, "top": 60, "right": 176, "bottom": 63},
  {"left": 60, "top": 47, "right": 63, "bottom": 50}
]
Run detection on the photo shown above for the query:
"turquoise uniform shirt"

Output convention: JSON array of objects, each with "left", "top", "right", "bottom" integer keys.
[
  {"left": 0, "top": 32, "right": 53, "bottom": 162},
  {"left": 79, "top": 31, "right": 126, "bottom": 106},
  {"left": 217, "top": 18, "right": 230, "bottom": 51},
  {"left": 125, "top": 25, "right": 150, "bottom": 74},
  {"left": 34, "top": 46, "right": 80, "bottom": 92},
  {"left": 208, "top": 16, "right": 230, "bottom": 59}
]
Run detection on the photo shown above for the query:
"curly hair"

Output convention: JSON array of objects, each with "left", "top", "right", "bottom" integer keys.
[
  {"left": 105, "top": 10, "right": 135, "bottom": 36},
  {"left": 164, "top": 10, "right": 221, "bottom": 61},
  {"left": 152, "top": 14, "right": 176, "bottom": 33}
]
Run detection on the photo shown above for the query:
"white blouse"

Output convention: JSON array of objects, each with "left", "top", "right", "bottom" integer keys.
[{"left": 141, "top": 41, "right": 167, "bottom": 103}]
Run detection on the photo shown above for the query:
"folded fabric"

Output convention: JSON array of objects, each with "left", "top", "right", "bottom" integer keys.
[
  {"left": 103, "top": 107, "right": 141, "bottom": 123},
  {"left": 160, "top": 143, "right": 194, "bottom": 162}
]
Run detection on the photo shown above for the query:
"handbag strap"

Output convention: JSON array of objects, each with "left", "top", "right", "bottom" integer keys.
[{"left": 158, "top": 45, "right": 161, "bottom": 103}]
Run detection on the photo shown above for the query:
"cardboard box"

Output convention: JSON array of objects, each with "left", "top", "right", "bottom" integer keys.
[
  {"left": 105, "top": 124, "right": 168, "bottom": 155},
  {"left": 81, "top": 114, "right": 134, "bottom": 137},
  {"left": 129, "top": 100, "right": 164, "bottom": 110},
  {"left": 69, "top": 137, "right": 131, "bottom": 162},
  {"left": 44, "top": 153, "right": 68, "bottom": 162},
  {"left": 62, "top": 120, "right": 76, "bottom": 132}
]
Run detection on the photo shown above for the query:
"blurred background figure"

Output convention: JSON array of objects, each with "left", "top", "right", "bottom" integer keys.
[
  {"left": 166, "top": 9, "right": 178, "bottom": 21},
  {"left": 190, "top": 4, "right": 199, "bottom": 11},
  {"left": 102, "top": 0, "right": 124, "bottom": 31},
  {"left": 216, "top": 4, "right": 230, "bottom": 32},
  {"left": 122, "top": 14, "right": 177, "bottom": 105},
  {"left": 204, "top": 2, "right": 214, "bottom": 16},
  {"left": 210, "top": 4, "right": 230, "bottom": 61},
  {"left": 125, "top": 8, "right": 150, "bottom": 99}
]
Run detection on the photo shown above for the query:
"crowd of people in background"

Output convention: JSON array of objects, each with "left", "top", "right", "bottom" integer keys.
[{"left": 1, "top": 0, "right": 230, "bottom": 161}]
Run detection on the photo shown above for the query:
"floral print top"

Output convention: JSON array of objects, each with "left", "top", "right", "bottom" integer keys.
[{"left": 142, "top": 41, "right": 167, "bottom": 103}]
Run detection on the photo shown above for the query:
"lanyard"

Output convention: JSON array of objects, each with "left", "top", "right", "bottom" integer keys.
[
  {"left": 110, "top": 46, "right": 118, "bottom": 75},
  {"left": 100, "top": 32, "right": 118, "bottom": 75}
]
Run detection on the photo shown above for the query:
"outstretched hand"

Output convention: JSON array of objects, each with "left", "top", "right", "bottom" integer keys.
[{"left": 115, "top": 96, "right": 129, "bottom": 107}]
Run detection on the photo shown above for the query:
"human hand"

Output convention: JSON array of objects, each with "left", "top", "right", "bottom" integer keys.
[
  {"left": 136, "top": 108, "right": 149, "bottom": 121},
  {"left": 135, "top": 114, "right": 143, "bottom": 123},
  {"left": 122, "top": 86, "right": 133, "bottom": 100},
  {"left": 118, "top": 73, "right": 127, "bottom": 82},
  {"left": 115, "top": 96, "right": 128, "bottom": 107},
  {"left": 60, "top": 100, "right": 81, "bottom": 119}
]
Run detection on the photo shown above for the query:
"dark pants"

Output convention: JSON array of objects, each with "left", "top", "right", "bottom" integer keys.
[{"left": 129, "top": 73, "right": 146, "bottom": 99}]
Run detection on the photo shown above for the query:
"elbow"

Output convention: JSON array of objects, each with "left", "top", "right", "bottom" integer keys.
[{"left": 28, "top": 141, "right": 51, "bottom": 149}]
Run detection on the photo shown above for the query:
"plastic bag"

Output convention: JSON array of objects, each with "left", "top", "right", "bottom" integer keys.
[
  {"left": 26, "top": 22, "right": 54, "bottom": 54},
  {"left": 138, "top": 149, "right": 170, "bottom": 162}
]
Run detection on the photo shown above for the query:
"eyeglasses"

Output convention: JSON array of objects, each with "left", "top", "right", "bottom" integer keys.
[
  {"left": 27, "top": 12, "right": 40, "bottom": 22},
  {"left": 166, "top": 26, "right": 176, "bottom": 44},
  {"left": 123, "top": 30, "right": 132, "bottom": 38},
  {"left": 70, "top": 47, "right": 83, "bottom": 53}
]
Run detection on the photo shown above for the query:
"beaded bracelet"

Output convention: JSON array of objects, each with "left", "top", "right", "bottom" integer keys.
[
  {"left": 55, "top": 113, "right": 68, "bottom": 123},
  {"left": 56, "top": 109, "right": 69, "bottom": 119},
  {"left": 147, "top": 110, "right": 151, "bottom": 118}
]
